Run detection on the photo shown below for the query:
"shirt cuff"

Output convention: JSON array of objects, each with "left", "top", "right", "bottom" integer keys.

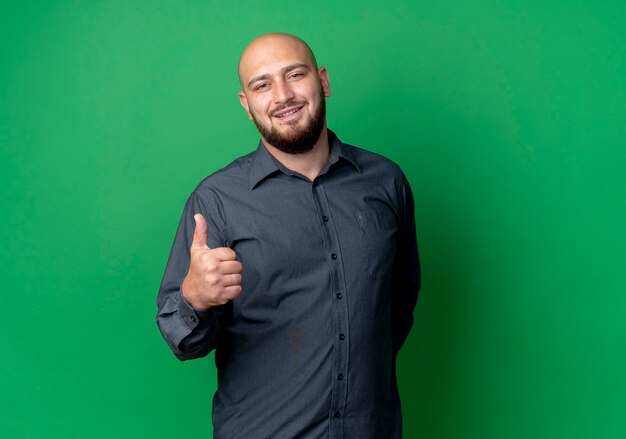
[{"left": 176, "top": 289, "right": 211, "bottom": 328}]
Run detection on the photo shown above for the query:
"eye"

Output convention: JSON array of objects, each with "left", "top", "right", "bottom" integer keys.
[
  {"left": 255, "top": 83, "right": 269, "bottom": 91},
  {"left": 289, "top": 72, "right": 304, "bottom": 79}
]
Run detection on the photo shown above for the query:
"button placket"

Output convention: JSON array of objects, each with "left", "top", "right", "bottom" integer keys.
[{"left": 311, "top": 180, "right": 349, "bottom": 432}]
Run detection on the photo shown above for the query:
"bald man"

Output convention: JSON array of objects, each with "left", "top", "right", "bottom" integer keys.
[{"left": 157, "top": 33, "right": 420, "bottom": 438}]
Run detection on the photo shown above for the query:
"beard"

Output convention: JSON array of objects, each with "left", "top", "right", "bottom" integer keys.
[{"left": 251, "top": 92, "right": 326, "bottom": 155}]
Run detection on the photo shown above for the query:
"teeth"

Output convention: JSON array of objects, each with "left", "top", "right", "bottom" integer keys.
[{"left": 277, "top": 107, "right": 300, "bottom": 118}]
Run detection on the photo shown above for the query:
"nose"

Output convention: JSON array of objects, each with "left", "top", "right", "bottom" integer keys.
[{"left": 273, "top": 79, "right": 295, "bottom": 104}]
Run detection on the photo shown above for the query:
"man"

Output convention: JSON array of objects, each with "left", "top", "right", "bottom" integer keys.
[{"left": 157, "top": 33, "right": 420, "bottom": 438}]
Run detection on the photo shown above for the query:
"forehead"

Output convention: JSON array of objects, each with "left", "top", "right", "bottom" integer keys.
[{"left": 239, "top": 36, "right": 315, "bottom": 83}]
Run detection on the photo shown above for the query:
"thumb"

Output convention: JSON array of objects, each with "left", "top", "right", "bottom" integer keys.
[{"left": 191, "top": 213, "right": 210, "bottom": 249}]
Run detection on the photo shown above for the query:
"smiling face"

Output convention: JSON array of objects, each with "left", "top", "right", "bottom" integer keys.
[{"left": 238, "top": 34, "right": 331, "bottom": 154}]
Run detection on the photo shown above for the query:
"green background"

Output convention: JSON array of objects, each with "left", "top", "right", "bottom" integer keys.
[{"left": 2, "top": 1, "right": 625, "bottom": 438}]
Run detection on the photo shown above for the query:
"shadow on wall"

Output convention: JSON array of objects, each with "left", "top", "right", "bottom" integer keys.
[
  {"left": 397, "top": 188, "right": 477, "bottom": 424},
  {"left": 387, "top": 76, "right": 539, "bottom": 435}
]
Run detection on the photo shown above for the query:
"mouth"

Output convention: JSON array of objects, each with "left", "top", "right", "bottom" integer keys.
[{"left": 273, "top": 105, "right": 305, "bottom": 122}]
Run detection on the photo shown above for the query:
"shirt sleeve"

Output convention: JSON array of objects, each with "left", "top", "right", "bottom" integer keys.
[
  {"left": 391, "top": 172, "right": 421, "bottom": 355},
  {"left": 156, "top": 189, "right": 228, "bottom": 361}
]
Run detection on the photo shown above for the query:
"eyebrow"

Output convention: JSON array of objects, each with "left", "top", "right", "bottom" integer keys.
[{"left": 246, "top": 63, "right": 310, "bottom": 89}]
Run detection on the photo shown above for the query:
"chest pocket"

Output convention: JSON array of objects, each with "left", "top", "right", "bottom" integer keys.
[{"left": 355, "top": 209, "right": 397, "bottom": 279}]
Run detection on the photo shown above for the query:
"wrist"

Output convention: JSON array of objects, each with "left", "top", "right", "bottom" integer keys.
[{"left": 181, "top": 277, "right": 211, "bottom": 312}]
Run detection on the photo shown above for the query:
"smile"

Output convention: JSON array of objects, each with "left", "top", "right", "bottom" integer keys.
[{"left": 273, "top": 105, "right": 304, "bottom": 121}]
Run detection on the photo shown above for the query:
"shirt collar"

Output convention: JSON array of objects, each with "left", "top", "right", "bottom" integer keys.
[{"left": 249, "top": 129, "right": 361, "bottom": 190}]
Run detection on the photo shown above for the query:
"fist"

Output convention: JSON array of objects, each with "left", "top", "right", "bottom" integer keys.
[{"left": 181, "top": 214, "right": 242, "bottom": 311}]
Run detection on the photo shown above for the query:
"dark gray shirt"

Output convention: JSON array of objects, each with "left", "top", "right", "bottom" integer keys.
[{"left": 156, "top": 130, "right": 420, "bottom": 438}]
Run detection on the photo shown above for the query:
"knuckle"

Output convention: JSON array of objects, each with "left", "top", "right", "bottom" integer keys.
[
  {"left": 201, "top": 259, "right": 218, "bottom": 272},
  {"left": 206, "top": 274, "right": 220, "bottom": 286},
  {"left": 199, "top": 253, "right": 215, "bottom": 267},
  {"left": 212, "top": 296, "right": 227, "bottom": 306},
  {"left": 199, "top": 252, "right": 210, "bottom": 261}
]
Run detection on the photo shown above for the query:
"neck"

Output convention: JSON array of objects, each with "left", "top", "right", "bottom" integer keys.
[{"left": 263, "top": 127, "right": 330, "bottom": 181}]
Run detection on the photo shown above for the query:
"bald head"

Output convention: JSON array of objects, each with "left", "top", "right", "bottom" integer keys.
[{"left": 238, "top": 33, "right": 318, "bottom": 90}]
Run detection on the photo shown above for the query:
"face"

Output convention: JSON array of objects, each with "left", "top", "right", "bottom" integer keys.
[{"left": 238, "top": 35, "right": 331, "bottom": 154}]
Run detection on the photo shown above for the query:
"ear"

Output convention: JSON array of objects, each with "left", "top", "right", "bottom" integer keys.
[
  {"left": 238, "top": 91, "right": 253, "bottom": 120},
  {"left": 318, "top": 67, "right": 331, "bottom": 97}
]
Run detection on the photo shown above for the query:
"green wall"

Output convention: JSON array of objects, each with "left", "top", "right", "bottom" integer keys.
[{"left": 2, "top": 1, "right": 625, "bottom": 438}]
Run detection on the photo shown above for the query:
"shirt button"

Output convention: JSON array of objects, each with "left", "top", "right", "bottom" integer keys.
[
  {"left": 191, "top": 316, "right": 197, "bottom": 323},
  {"left": 336, "top": 293, "right": 343, "bottom": 300},
  {"left": 334, "top": 411, "right": 341, "bottom": 418},
  {"left": 331, "top": 253, "right": 337, "bottom": 260},
  {"left": 337, "top": 373, "right": 344, "bottom": 381},
  {"left": 322, "top": 215, "right": 329, "bottom": 222},
  {"left": 339, "top": 333, "right": 345, "bottom": 340}
]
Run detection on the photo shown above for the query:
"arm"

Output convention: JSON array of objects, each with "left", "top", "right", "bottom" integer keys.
[
  {"left": 156, "top": 190, "right": 237, "bottom": 361},
  {"left": 391, "top": 173, "right": 421, "bottom": 355}
]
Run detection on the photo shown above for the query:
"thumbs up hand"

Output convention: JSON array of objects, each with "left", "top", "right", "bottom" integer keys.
[{"left": 181, "top": 214, "right": 242, "bottom": 311}]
